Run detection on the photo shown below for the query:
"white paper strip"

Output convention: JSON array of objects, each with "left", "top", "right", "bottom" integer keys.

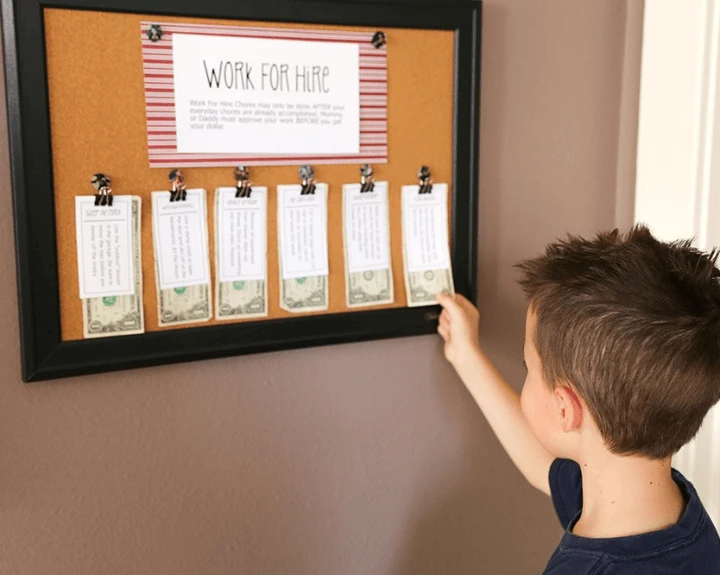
[
  {"left": 277, "top": 184, "right": 329, "bottom": 279},
  {"left": 152, "top": 188, "right": 211, "bottom": 289},
  {"left": 75, "top": 195, "right": 135, "bottom": 299}
]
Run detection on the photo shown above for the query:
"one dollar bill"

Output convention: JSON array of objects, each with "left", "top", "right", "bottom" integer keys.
[
  {"left": 157, "top": 284, "right": 211, "bottom": 326},
  {"left": 153, "top": 187, "right": 212, "bottom": 326},
  {"left": 401, "top": 183, "right": 455, "bottom": 307},
  {"left": 214, "top": 187, "right": 268, "bottom": 320},
  {"left": 406, "top": 268, "right": 454, "bottom": 307},
  {"left": 83, "top": 196, "right": 144, "bottom": 338},
  {"left": 277, "top": 184, "right": 329, "bottom": 313},
  {"left": 342, "top": 182, "right": 394, "bottom": 308},
  {"left": 346, "top": 269, "right": 394, "bottom": 308},
  {"left": 216, "top": 279, "right": 268, "bottom": 320},
  {"left": 280, "top": 275, "right": 329, "bottom": 313}
]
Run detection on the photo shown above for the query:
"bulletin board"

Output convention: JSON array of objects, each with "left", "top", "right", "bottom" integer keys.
[{"left": 2, "top": 0, "right": 481, "bottom": 381}]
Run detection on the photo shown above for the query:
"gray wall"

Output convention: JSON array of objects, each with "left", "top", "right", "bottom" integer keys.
[{"left": 0, "top": 1, "right": 643, "bottom": 573}]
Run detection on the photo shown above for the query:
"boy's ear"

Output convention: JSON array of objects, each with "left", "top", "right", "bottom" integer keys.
[{"left": 554, "top": 386, "right": 583, "bottom": 432}]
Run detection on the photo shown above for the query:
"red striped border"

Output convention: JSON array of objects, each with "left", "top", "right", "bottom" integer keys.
[{"left": 141, "top": 22, "right": 388, "bottom": 167}]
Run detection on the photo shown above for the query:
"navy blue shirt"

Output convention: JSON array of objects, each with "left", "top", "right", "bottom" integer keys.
[{"left": 544, "top": 459, "right": 720, "bottom": 574}]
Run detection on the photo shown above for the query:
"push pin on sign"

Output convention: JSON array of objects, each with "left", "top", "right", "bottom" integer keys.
[
  {"left": 371, "top": 31, "right": 386, "bottom": 49},
  {"left": 91, "top": 173, "right": 113, "bottom": 206},
  {"left": 299, "top": 165, "right": 316, "bottom": 195},
  {"left": 168, "top": 169, "right": 187, "bottom": 202},
  {"left": 147, "top": 24, "right": 163, "bottom": 42},
  {"left": 234, "top": 165, "right": 252, "bottom": 198}
]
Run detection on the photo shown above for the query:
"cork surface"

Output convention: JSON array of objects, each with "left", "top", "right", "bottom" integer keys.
[{"left": 43, "top": 8, "right": 454, "bottom": 341}]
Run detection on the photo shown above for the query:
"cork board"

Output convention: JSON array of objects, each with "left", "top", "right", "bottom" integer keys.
[{"left": 44, "top": 8, "right": 455, "bottom": 341}]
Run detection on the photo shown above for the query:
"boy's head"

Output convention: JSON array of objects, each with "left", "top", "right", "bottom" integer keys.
[{"left": 516, "top": 226, "right": 720, "bottom": 461}]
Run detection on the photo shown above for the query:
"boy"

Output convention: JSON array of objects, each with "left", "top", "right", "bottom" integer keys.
[{"left": 437, "top": 226, "right": 720, "bottom": 574}]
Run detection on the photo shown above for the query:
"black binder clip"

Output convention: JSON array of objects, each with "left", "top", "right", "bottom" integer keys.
[
  {"left": 147, "top": 24, "right": 163, "bottom": 42},
  {"left": 360, "top": 164, "right": 375, "bottom": 193},
  {"left": 91, "top": 173, "right": 113, "bottom": 206},
  {"left": 418, "top": 165, "right": 433, "bottom": 194},
  {"left": 371, "top": 31, "right": 386, "bottom": 49},
  {"left": 299, "top": 165, "right": 316, "bottom": 195},
  {"left": 234, "top": 166, "right": 252, "bottom": 198},
  {"left": 169, "top": 169, "right": 187, "bottom": 202}
]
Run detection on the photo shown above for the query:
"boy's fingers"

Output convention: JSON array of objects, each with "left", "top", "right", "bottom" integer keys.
[
  {"left": 436, "top": 292, "right": 451, "bottom": 305},
  {"left": 454, "top": 293, "right": 469, "bottom": 305},
  {"left": 439, "top": 313, "right": 450, "bottom": 331},
  {"left": 436, "top": 293, "right": 463, "bottom": 317},
  {"left": 455, "top": 293, "right": 476, "bottom": 313},
  {"left": 437, "top": 324, "right": 449, "bottom": 341}
]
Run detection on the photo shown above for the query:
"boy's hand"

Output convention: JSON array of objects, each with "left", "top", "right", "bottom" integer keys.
[
  {"left": 436, "top": 293, "right": 554, "bottom": 496},
  {"left": 436, "top": 293, "right": 480, "bottom": 366}
]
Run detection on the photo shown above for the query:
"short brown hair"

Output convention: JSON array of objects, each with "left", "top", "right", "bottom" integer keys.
[{"left": 517, "top": 225, "right": 720, "bottom": 459}]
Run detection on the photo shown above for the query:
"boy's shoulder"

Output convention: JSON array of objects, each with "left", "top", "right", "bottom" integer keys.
[{"left": 544, "top": 459, "right": 720, "bottom": 575}]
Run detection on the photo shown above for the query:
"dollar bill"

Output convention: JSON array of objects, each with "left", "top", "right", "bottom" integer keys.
[
  {"left": 342, "top": 182, "right": 394, "bottom": 308},
  {"left": 346, "top": 269, "right": 394, "bottom": 308},
  {"left": 280, "top": 275, "right": 329, "bottom": 312},
  {"left": 214, "top": 187, "right": 268, "bottom": 320},
  {"left": 153, "top": 187, "right": 212, "bottom": 326},
  {"left": 157, "top": 284, "right": 211, "bottom": 326},
  {"left": 401, "top": 183, "right": 455, "bottom": 308},
  {"left": 406, "top": 268, "right": 455, "bottom": 307},
  {"left": 83, "top": 196, "right": 144, "bottom": 338},
  {"left": 216, "top": 279, "right": 268, "bottom": 320},
  {"left": 277, "top": 185, "right": 329, "bottom": 313}
]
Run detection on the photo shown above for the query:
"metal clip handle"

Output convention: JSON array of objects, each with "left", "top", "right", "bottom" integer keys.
[
  {"left": 91, "top": 173, "right": 113, "bottom": 206},
  {"left": 234, "top": 166, "right": 253, "bottom": 198},
  {"left": 360, "top": 164, "right": 375, "bottom": 193},
  {"left": 418, "top": 165, "right": 433, "bottom": 194},
  {"left": 299, "top": 165, "right": 316, "bottom": 195},
  {"left": 169, "top": 169, "right": 187, "bottom": 202}
]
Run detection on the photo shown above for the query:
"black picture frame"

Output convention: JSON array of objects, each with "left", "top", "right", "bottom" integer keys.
[{"left": 1, "top": 0, "right": 481, "bottom": 382}]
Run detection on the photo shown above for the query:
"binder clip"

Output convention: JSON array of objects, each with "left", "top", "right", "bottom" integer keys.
[
  {"left": 91, "top": 173, "right": 113, "bottom": 206},
  {"left": 418, "top": 165, "right": 433, "bottom": 194},
  {"left": 168, "top": 169, "right": 187, "bottom": 202},
  {"left": 299, "top": 165, "right": 316, "bottom": 195},
  {"left": 147, "top": 24, "right": 163, "bottom": 42},
  {"left": 234, "top": 165, "right": 252, "bottom": 198},
  {"left": 360, "top": 164, "right": 375, "bottom": 193},
  {"left": 371, "top": 31, "right": 386, "bottom": 49}
]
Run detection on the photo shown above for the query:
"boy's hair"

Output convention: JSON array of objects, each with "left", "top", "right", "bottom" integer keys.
[{"left": 516, "top": 225, "right": 720, "bottom": 459}]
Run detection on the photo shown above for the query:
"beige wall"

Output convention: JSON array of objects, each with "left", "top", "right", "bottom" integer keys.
[{"left": 0, "top": 1, "right": 642, "bottom": 573}]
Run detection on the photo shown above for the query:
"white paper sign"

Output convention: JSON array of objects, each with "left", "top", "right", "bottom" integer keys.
[
  {"left": 402, "top": 183, "right": 451, "bottom": 273},
  {"left": 216, "top": 187, "right": 267, "bottom": 282},
  {"left": 278, "top": 184, "right": 329, "bottom": 279},
  {"left": 152, "top": 188, "right": 210, "bottom": 290},
  {"left": 343, "top": 182, "right": 391, "bottom": 273},
  {"left": 75, "top": 196, "right": 135, "bottom": 299},
  {"left": 172, "top": 34, "right": 360, "bottom": 155}
]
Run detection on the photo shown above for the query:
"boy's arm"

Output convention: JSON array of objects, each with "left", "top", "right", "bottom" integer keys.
[{"left": 437, "top": 294, "right": 554, "bottom": 496}]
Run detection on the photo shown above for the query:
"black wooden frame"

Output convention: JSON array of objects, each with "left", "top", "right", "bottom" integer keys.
[{"left": 1, "top": 0, "right": 481, "bottom": 382}]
